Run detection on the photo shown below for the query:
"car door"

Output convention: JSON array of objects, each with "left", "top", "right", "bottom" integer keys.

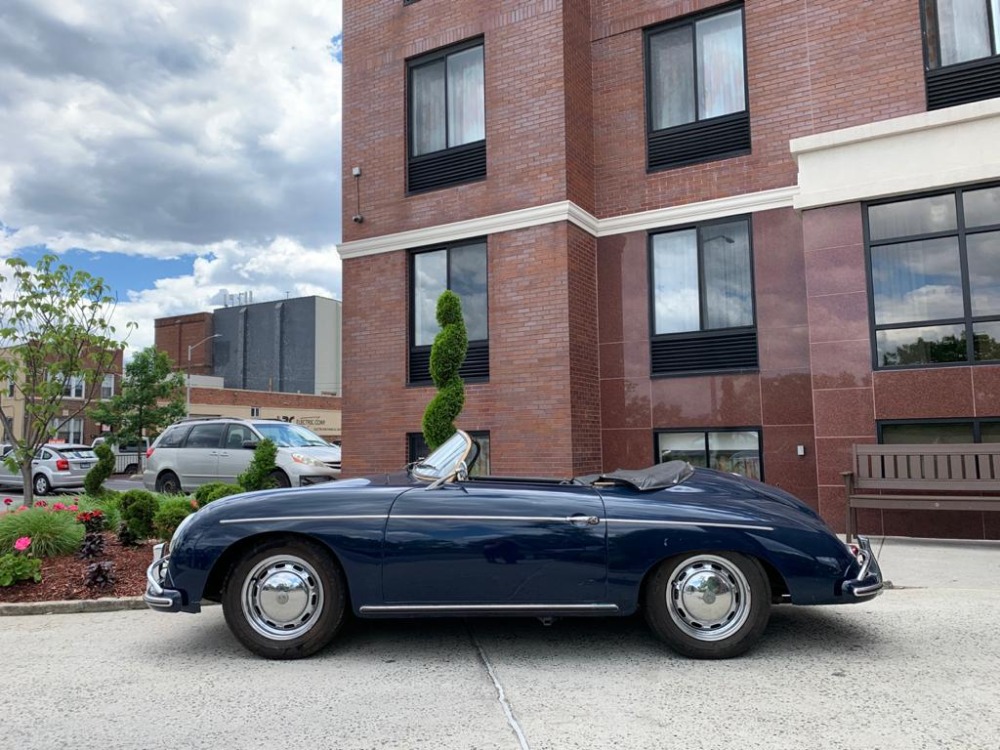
[
  {"left": 216, "top": 424, "right": 256, "bottom": 483},
  {"left": 382, "top": 480, "right": 608, "bottom": 606},
  {"left": 178, "top": 423, "right": 226, "bottom": 487}
]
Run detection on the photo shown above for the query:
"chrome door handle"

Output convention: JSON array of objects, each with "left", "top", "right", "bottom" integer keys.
[{"left": 567, "top": 514, "right": 600, "bottom": 526}]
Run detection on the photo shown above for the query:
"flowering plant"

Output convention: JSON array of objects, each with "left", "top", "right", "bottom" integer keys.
[
  {"left": 2, "top": 497, "right": 12, "bottom": 507},
  {"left": 0, "top": 538, "right": 42, "bottom": 587},
  {"left": 34, "top": 500, "right": 47, "bottom": 508},
  {"left": 76, "top": 509, "right": 106, "bottom": 534}
]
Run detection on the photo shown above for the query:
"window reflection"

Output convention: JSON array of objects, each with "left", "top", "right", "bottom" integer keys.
[
  {"left": 657, "top": 430, "right": 761, "bottom": 480},
  {"left": 876, "top": 324, "right": 967, "bottom": 366}
]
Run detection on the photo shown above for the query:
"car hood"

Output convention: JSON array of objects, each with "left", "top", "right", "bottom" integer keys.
[{"left": 278, "top": 444, "right": 342, "bottom": 461}]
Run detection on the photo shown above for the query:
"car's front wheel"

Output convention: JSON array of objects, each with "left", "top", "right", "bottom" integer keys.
[
  {"left": 644, "top": 551, "right": 770, "bottom": 659},
  {"left": 222, "top": 537, "right": 346, "bottom": 659},
  {"left": 155, "top": 471, "right": 182, "bottom": 494}
]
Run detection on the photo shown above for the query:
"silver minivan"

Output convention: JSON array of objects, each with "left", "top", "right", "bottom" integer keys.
[{"left": 142, "top": 418, "right": 341, "bottom": 494}]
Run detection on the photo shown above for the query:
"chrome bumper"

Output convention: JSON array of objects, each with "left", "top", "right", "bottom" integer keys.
[
  {"left": 143, "top": 542, "right": 185, "bottom": 611},
  {"left": 842, "top": 535, "right": 884, "bottom": 599}
]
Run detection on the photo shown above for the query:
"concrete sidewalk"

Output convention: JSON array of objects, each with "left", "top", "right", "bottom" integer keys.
[{"left": 869, "top": 535, "right": 1000, "bottom": 590}]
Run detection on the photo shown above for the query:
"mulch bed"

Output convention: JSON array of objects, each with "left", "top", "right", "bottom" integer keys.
[{"left": 0, "top": 533, "right": 151, "bottom": 604}]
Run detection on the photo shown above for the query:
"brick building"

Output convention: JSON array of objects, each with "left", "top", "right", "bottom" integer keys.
[{"left": 339, "top": 0, "right": 1000, "bottom": 539}]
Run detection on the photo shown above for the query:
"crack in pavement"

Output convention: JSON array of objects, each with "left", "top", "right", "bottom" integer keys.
[{"left": 467, "top": 622, "right": 530, "bottom": 750}]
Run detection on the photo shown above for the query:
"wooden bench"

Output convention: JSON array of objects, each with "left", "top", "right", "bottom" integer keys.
[{"left": 842, "top": 443, "right": 1000, "bottom": 541}]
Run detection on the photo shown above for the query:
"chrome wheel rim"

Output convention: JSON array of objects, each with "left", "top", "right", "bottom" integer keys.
[
  {"left": 34, "top": 476, "right": 48, "bottom": 495},
  {"left": 241, "top": 554, "right": 324, "bottom": 641},
  {"left": 666, "top": 554, "right": 751, "bottom": 642}
]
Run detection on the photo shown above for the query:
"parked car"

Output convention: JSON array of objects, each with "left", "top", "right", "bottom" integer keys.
[
  {"left": 145, "top": 429, "right": 883, "bottom": 661},
  {"left": 142, "top": 418, "right": 341, "bottom": 494},
  {"left": 91, "top": 437, "right": 151, "bottom": 475},
  {"left": 0, "top": 443, "right": 99, "bottom": 495}
]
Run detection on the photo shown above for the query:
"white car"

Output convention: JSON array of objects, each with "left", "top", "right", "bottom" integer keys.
[
  {"left": 142, "top": 418, "right": 341, "bottom": 494},
  {"left": 0, "top": 443, "right": 99, "bottom": 495}
]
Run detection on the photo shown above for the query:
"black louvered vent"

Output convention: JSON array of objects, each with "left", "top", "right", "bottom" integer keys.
[
  {"left": 926, "top": 56, "right": 1000, "bottom": 110},
  {"left": 648, "top": 112, "right": 751, "bottom": 172},
  {"left": 408, "top": 141, "right": 486, "bottom": 194},
  {"left": 409, "top": 341, "right": 490, "bottom": 384},
  {"left": 651, "top": 329, "right": 758, "bottom": 376}
]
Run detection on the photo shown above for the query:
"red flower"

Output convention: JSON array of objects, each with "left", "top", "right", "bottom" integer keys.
[
  {"left": 34, "top": 500, "right": 47, "bottom": 508},
  {"left": 2, "top": 497, "right": 11, "bottom": 506}
]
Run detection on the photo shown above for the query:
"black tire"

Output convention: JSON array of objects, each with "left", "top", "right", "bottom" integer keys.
[
  {"left": 269, "top": 470, "right": 292, "bottom": 489},
  {"left": 222, "top": 537, "right": 346, "bottom": 659},
  {"left": 155, "top": 471, "right": 182, "bottom": 494},
  {"left": 124, "top": 463, "right": 138, "bottom": 475},
  {"left": 644, "top": 551, "right": 770, "bottom": 660},
  {"left": 33, "top": 474, "right": 51, "bottom": 496}
]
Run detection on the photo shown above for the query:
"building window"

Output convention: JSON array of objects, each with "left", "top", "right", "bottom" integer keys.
[
  {"left": 923, "top": 0, "right": 1000, "bottom": 108},
  {"left": 656, "top": 429, "right": 761, "bottom": 480},
  {"left": 866, "top": 184, "right": 1000, "bottom": 368},
  {"left": 409, "top": 240, "right": 489, "bottom": 384},
  {"left": 6, "top": 380, "right": 14, "bottom": 398},
  {"left": 250, "top": 407, "right": 260, "bottom": 417},
  {"left": 50, "top": 417, "right": 84, "bottom": 444},
  {"left": 408, "top": 431, "right": 491, "bottom": 476},
  {"left": 407, "top": 39, "right": 486, "bottom": 193},
  {"left": 879, "top": 418, "right": 1000, "bottom": 443},
  {"left": 62, "top": 376, "right": 85, "bottom": 399},
  {"left": 100, "top": 374, "right": 114, "bottom": 400},
  {"left": 645, "top": 5, "right": 750, "bottom": 171},
  {"left": 649, "top": 218, "right": 757, "bottom": 375}
]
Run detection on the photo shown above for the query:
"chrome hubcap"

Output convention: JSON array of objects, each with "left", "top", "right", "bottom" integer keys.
[
  {"left": 241, "top": 555, "right": 323, "bottom": 640},
  {"left": 666, "top": 555, "right": 751, "bottom": 642}
]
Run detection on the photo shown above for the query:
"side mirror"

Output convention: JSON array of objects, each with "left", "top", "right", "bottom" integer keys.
[{"left": 241, "top": 440, "right": 259, "bottom": 450}]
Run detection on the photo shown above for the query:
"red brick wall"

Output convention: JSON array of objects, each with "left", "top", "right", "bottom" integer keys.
[
  {"left": 154, "top": 313, "right": 214, "bottom": 375},
  {"left": 591, "top": 0, "right": 926, "bottom": 217}
]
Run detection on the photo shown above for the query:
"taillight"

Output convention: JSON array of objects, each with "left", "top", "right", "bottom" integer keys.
[
  {"left": 56, "top": 458, "right": 69, "bottom": 471},
  {"left": 146, "top": 447, "right": 154, "bottom": 458}
]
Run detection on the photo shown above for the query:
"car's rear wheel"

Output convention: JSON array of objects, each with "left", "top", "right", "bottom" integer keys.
[
  {"left": 33, "top": 474, "right": 51, "bottom": 496},
  {"left": 222, "top": 537, "right": 346, "bottom": 659},
  {"left": 644, "top": 551, "right": 770, "bottom": 659},
  {"left": 268, "top": 470, "right": 291, "bottom": 489},
  {"left": 155, "top": 471, "right": 182, "bottom": 494}
]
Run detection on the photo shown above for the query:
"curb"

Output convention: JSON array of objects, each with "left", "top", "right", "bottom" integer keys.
[{"left": 0, "top": 596, "right": 147, "bottom": 617}]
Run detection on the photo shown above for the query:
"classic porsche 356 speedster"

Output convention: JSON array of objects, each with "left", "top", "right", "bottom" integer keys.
[{"left": 145, "top": 429, "right": 883, "bottom": 660}]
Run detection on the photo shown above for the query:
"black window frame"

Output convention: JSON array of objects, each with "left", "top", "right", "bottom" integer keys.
[
  {"left": 406, "top": 37, "right": 487, "bottom": 194},
  {"left": 644, "top": 2, "right": 751, "bottom": 172},
  {"left": 653, "top": 426, "right": 763, "bottom": 481},
  {"left": 408, "top": 240, "right": 489, "bottom": 385},
  {"left": 864, "top": 182, "right": 1000, "bottom": 371},
  {"left": 877, "top": 417, "right": 1000, "bottom": 443},
  {"left": 647, "top": 215, "right": 758, "bottom": 377},
  {"left": 921, "top": 0, "right": 1000, "bottom": 109}
]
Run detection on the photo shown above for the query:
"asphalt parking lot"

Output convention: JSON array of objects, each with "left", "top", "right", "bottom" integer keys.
[{"left": 2, "top": 538, "right": 998, "bottom": 750}]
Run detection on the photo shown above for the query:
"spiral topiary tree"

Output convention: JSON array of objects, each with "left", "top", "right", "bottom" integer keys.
[{"left": 422, "top": 290, "right": 468, "bottom": 450}]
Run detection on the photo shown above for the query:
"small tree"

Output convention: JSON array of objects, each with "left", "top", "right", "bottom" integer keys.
[
  {"left": 89, "top": 346, "right": 186, "bottom": 448},
  {"left": 0, "top": 254, "right": 133, "bottom": 507},
  {"left": 84, "top": 443, "right": 116, "bottom": 497},
  {"left": 237, "top": 438, "right": 279, "bottom": 491},
  {"left": 422, "top": 290, "right": 468, "bottom": 450}
]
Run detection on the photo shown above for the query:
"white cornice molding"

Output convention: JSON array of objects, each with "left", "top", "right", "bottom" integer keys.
[
  {"left": 337, "top": 187, "right": 798, "bottom": 258},
  {"left": 791, "top": 99, "right": 1000, "bottom": 210}
]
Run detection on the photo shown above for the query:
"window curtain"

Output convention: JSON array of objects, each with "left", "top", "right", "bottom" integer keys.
[
  {"left": 447, "top": 47, "right": 485, "bottom": 147},
  {"left": 649, "top": 27, "right": 695, "bottom": 129},
  {"left": 652, "top": 229, "right": 699, "bottom": 333},
  {"left": 935, "top": 0, "right": 991, "bottom": 66},
  {"left": 411, "top": 61, "right": 446, "bottom": 156},
  {"left": 702, "top": 221, "right": 752, "bottom": 329},
  {"left": 696, "top": 10, "right": 745, "bottom": 119}
]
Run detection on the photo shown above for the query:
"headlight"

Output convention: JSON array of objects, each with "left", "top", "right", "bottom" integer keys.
[{"left": 291, "top": 452, "right": 324, "bottom": 467}]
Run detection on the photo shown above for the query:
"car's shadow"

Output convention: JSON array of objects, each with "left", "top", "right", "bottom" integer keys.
[{"left": 147, "top": 603, "right": 885, "bottom": 663}]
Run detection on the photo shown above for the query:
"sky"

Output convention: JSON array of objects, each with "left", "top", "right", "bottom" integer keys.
[{"left": 0, "top": 0, "right": 344, "bottom": 356}]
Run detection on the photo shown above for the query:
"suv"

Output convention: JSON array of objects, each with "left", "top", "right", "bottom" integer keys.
[
  {"left": 0, "top": 443, "right": 99, "bottom": 496},
  {"left": 143, "top": 418, "right": 341, "bottom": 494}
]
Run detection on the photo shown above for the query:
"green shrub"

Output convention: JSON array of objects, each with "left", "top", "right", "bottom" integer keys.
[
  {"left": 0, "top": 553, "right": 42, "bottom": 586},
  {"left": 0, "top": 509, "right": 84, "bottom": 558},
  {"left": 153, "top": 498, "right": 194, "bottom": 541},
  {"left": 84, "top": 443, "right": 115, "bottom": 497},
  {"left": 202, "top": 484, "right": 244, "bottom": 506},
  {"left": 237, "top": 439, "right": 279, "bottom": 492},
  {"left": 194, "top": 482, "right": 232, "bottom": 506},
  {"left": 119, "top": 489, "right": 159, "bottom": 539},
  {"left": 422, "top": 290, "right": 467, "bottom": 450}
]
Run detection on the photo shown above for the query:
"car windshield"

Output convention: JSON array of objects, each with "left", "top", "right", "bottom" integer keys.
[
  {"left": 412, "top": 431, "right": 471, "bottom": 482},
  {"left": 252, "top": 422, "right": 331, "bottom": 448}
]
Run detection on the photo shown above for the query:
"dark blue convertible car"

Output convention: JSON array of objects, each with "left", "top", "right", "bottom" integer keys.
[{"left": 145, "top": 429, "right": 883, "bottom": 660}]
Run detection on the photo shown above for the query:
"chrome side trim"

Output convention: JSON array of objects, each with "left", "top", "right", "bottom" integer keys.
[
  {"left": 220, "top": 515, "right": 388, "bottom": 525},
  {"left": 605, "top": 519, "right": 774, "bottom": 532},
  {"left": 390, "top": 515, "right": 595, "bottom": 523},
  {"left": 359, "top": 603, "right": 620, "bottom": 614}
]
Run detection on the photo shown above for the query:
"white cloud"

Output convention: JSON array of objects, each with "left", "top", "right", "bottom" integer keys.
[{"left": 0, "top": 0, "right": 344, "bottom": 355}]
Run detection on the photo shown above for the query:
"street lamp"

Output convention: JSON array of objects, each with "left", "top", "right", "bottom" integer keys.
[{"left": 187, "top": 334, "right": 221, "bottom": 416}]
